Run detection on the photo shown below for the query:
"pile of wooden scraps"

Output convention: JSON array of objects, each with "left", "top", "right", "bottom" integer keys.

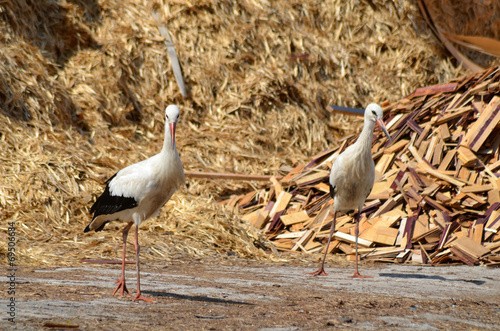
[{"left": 221, "top": 66, "right": 500, "bottom": 267}]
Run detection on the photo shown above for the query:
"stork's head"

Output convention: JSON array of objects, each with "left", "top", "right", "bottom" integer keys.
[
  {"left": 165, "top": 105, "right": 180, "bottom": 147},
  {"left": 365, "top": 103, "right": 390, "bottom": 140}
]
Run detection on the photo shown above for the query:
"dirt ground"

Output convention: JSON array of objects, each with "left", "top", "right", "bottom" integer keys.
[{"left": 2, "top": 258, "right": 500, "bottom": 330}]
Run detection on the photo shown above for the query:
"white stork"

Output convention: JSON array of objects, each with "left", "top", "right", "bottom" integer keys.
[
  {"left": 84, "top": 104, "right": 185, "bottom": 302},
  {"left": 310, "top": 103, "right": 390, "bottom": 278}
]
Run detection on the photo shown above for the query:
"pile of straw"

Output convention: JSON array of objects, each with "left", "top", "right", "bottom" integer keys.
[{"left": 0, "top": 0, "right": 498, "bottom": 266}]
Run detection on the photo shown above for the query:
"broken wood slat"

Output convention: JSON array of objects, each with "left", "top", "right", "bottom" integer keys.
[
  {"left": 416, "top": 162, "right": 466, "bottom": 187},
  {"left": 450, "top": 236, "right": 490, "bottom": 259},
  {"left": 384, "top": 139, "right": 409, "bottom": 154},
  {"left": 291, "top": 229, "right": 314, "bottom": 251},
  {"left": 334, "top": 231, "right": 373, "bottom": 247},
  {"left": 269, "top": 191, "right": 293, "bottom": 219},
  {"left": 433, "top": 106, "right": 473, "bottom": 125},
  {"left": 280, "top": 164, "right": 305, "bottom": 184},
  {"left": 185, "top": 170, "right": 280, "bottom": 181},
  {"left": 410, "top": 82, "right": 458, "bottom": 97},
  {"left": 293, "top": 171, "right": 330, "bottom": 187},
  {"left": 329, "top": 105, "right": 365, "bottom": 116},
  {"left": 462, "top": 96, "right": 500, "bottom": 152},
  {"left": 280, "top": 210, "right": 310, "bottom": 226},
  {"left": 362, "top": 247, "right": 407, "bottom": 260}
]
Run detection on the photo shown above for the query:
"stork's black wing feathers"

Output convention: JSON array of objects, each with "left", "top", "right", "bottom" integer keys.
[
  {"left": 329, "top": 183, "right": 336, "bottom": 200},
  {"left": 85, "top": 173, "right": 138, "bottom": 232}
]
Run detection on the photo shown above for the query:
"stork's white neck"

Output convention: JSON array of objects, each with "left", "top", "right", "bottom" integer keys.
[
  {"left": 355, "top": 119, "right": 376, "bottom": 155},
  {"left": 160, "top": 124, "right": 177, "bottom": 156}
]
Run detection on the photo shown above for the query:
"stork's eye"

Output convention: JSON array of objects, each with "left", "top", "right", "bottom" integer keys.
[{"left": 371, "top": 110, "right": 377, "bottom": 116}]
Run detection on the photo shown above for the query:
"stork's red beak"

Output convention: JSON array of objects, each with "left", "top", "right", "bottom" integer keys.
[
  {"left": 169, "top": 122, "right": 176, "bottom": 147},
  {"left": 377, "top": 119, "right": 391, "bottom": 140}
]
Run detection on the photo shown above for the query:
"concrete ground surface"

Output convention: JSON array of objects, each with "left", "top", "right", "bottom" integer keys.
[{"left": 2, "top": 260, "right": 500, "bottom": 330}]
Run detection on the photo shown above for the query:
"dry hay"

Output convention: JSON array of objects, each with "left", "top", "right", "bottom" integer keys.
[{"left": 0, "top": 0, "right": 498, "bottom": 267}]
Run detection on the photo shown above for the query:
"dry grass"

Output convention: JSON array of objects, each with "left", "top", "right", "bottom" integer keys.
[{"left": 0, "top": 0, "right": 498, "bottom": 266}]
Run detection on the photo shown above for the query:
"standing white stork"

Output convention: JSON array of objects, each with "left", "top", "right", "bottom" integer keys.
[
  {"left": 84, "top": 104, "right": 185, "bottom": 302},
  {"left": 310, "top": 103, "right": 390, "bottom": 278}
]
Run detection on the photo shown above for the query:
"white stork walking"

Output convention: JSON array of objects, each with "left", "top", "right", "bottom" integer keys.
[
  {"left": 84, "top": 105, "right": 185, "bottom": 302},
  {"left": 310, "top": 103, "right": 390, "bottom": 278}
]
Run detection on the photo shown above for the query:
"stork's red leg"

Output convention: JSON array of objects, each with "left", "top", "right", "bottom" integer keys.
[
  {"left": 113, "top": 221, "right": 134, "bottom": 297},
  {"left": 132, "top": 224, "right": 154, "bottom": 302},
  {"left": 309, "top": 211, "right": 337, "bottom": 276},
  {"left": 350, "top": 212, "right": 373, "bottom": 279}
]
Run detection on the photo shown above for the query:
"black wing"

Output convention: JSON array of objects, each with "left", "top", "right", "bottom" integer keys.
[
  {"left": 85, "top": 173, "right": 138, "bottom": 232},
  {"left": 329, "top": 183, "right": 336, "bottom": 200}
]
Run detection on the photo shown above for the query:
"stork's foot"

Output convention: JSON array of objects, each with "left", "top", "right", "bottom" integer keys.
[
  {"left": 349, "top": 271, "right": 373, "bottom": 279},
  {"left": 133, "top": 293, "right": 154, "bottom": 303},
  {"left": 112, "top": 277, "right": 132, "bottom": 297},
  {"left": 308, "top": 267, "right": 328, "bottom": 276}
]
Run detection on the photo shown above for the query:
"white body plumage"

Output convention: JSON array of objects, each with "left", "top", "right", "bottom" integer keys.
[{"left": 329, "top": 104, "right": 383, "bottom": 213}]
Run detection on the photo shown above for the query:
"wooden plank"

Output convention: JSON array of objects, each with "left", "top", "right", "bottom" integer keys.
[
  {"left": 471, "top": 223, "right": 484, "bottom": 244},
  {"left": 432, "top": 138, "right": 444, "bottom": 166},
  {"left": 488, "top": 189, "right": 500, "bottom": 204},
  {"left": 450, "top": 236, "right": 490, "bottom": 259},
  {"left": 375, "top": 153, "right": 395, "bottom": 175},
  {"left": 461, "top": 184, "right": 493, "bottom": 193},
  {"left": 280, "top": 164, "right": 305, "bottom": 183},
  {"left": 334, "top": 231, "right": 373, "bottom": 247},
  {"left": 438, "top": 123, "right": 451, "bottom": 140},
  {"left": 411, "top": 82, "right": 458, "bottom": 97},
  {"left": 384, "top": 139, "right": 409, "bottom": 154},
  {"left": 269, "top": 191, "right": 293, "bottom": 218},
  {"left": 417, "top": 162, "right": 466, "bottom": 187},
  {"left": 276, "top": 230, "right": 307, "bottom": 239},
  {"left": 433, "top": 106, "right": 473, "bottom": 125},
  {"left": 424, "top": 136, "right": 438, "bottom": 162},
  {"left": 437, "top": 149, "right": 456, "bottom": 172},
  {"left": 462, "top": 96, "right": 500, "bottom": 152},
  {"left": 457, "top": 146, "right": 477, "bottom": 167},
  {"left": 314, "top": 182, "right": 330, "bottom": 193},
  {"left": 412, "top": 214, "right": 429, "bottom": 240},
  {"left": 280, "top": 210, "right": 310, "bottom": 226},
  {"left": 185, "top": 170, "right": 281, "bottom": 181},
  {"left": 360, "top": 224, "right": 399, "bottom": 246},
  {"left": 293, "top": 171, "right": 329, "bottom": 186},
  {"left": 238, "top": 190, "right": 258, "bottom": 207},
  {"left": 291, "top": 229, "right": 314, "bottom": 251},
  {"left": 270, "top": 176, "right": 283, "bottom": 196}
]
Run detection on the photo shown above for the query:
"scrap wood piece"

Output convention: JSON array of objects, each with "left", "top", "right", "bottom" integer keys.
[
  {"left": 410, "top": 82, "right": 458, "bottom": 98},
  {"left": 280, "top": 164, "right": 306, "bottom": 183},
  {"left": 442, "top": 32, "right": 500, "bottom": 58},
  {"left": 293, "top": 171, "right": 330, "bottom": 186},
  {"left": 280, "top": 210, "right": 310, "bottom": 226},
  {"left": 416, "top": 0, "right": 484, "bottom": 73},
  {"left": 450, "top": 236, "right": 491, "bottom": 260},
  {"left": 153, "top": 12, "right": 187, "bottom": 97},
  {"left": 291, "top": 229, "right": 314, "bottom": 251},
  {"left": 416, "top": 162, "right": 466, "bottom": 187},
  {"left": 462, "top": 95, "right": 500, "bottom": 152},
  {"left": 334, "top": 231, "right": 372, "bottom": 247},
  {"left": 186, "top": 170, "right": 281, "bottom": 181},
  {"left": 362, "top": 247, "right": 407, "bottom": 259},
  {"left": 329, "top": 105, "right": 365, "bottom": 116},
  {"left": 433, "top": 106, "right": 473, "bottom": 125}
]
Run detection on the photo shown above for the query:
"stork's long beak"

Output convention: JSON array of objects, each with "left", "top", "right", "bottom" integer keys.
[
  {"left": 169, "top": 122, "right": 176, "bottom": 147},
  {"left": 377, "top": 119, "right": 391, "bottom": 140}
]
